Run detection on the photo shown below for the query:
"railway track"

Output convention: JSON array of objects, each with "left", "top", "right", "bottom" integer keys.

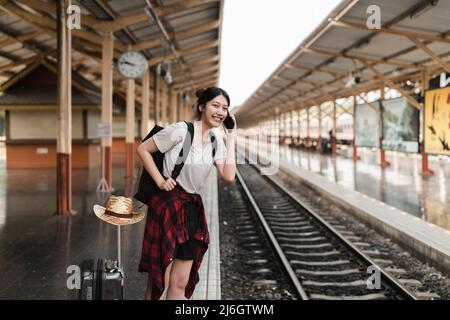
[{"left": 235, "top": 162, "right": 417, "bottom": 300}]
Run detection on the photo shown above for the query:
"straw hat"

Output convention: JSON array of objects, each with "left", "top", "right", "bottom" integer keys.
[{"left": 93, "top": 196, "right": 145, "bottom": 226}]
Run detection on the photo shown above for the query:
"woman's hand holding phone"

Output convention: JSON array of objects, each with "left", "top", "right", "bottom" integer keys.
[{"left": 223, "top": 112, "right": 236, "bottom": 133}]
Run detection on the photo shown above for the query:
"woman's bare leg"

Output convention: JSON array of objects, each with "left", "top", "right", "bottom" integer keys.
[
  {"left": 144, "top": 261, "right": 173, "bottom": 300},
  {"left": 166, "top": 259, "right": 194, "bottom": 300}
]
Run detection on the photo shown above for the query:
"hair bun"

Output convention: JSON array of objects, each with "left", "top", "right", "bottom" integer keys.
[{"left": 195, "top": 88, "right": 206, "bottom": 98}]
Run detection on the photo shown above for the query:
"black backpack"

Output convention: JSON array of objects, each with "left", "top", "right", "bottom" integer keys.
[{"left": 134, "top": 121, "right": 217, "bottom": 205}]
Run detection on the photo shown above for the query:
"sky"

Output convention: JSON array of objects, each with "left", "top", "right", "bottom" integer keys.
[{"left": 219, "top": 0, "right": 342, "bottom": 109}]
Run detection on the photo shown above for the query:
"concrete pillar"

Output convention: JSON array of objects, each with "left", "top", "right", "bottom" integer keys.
[
  {"left": 141, "top": 70, "right": 150, "bottom": 138},
  {"left": 352, "top": 96, "right": 361, "bottom": 161},
  {"left": 170, "top": 89, "right": 177, "bottom": 123},
  {"left": 379, "top": 83, "right": 390, "bottom": 167},
  {"left": 155, "top": 73, "right": 160, "bottom": 125},
  {"left": 332, "top": 100, "right": 337, "bottom": 157},
  {"left": 306, "top": 108, "right": 310, "bottom": 142},
  {"left": 318, "top": 104, "right": 322, "bottom": 152},
  {"left": 421, "top": 69, "right": 433, "bottom": 175},
  {"left": 56, "top": 0, "right": 72, "bottom": 215},
  {"left": 100, "top": 33, "right": 114, "bottom": 188},
  {"left": 126, "top": 78, "right": 135, "bottom": 178},
  {"left": 161, "top": 82, "right": 167, "bottom": 126},
  {"left": 297, "top": 110, "right": 302, "bottom": 144}
]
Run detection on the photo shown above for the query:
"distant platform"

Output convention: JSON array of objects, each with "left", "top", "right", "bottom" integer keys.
[
  {"left": 239, "top": 139, "right": 450, "bottom": 274},
  {"left": 282, "top": 145, "right": 450, "bottom": 231}
]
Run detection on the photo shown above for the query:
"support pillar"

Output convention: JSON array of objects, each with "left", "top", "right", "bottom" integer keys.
[
  {"left": 141, "top": 70, "right": 150, "bottom": 138},
  {"left": 332, "top": 100, "right": 337, "bottom": 157},
  {"left": 100, "top": 32, "right": 114, "bottom": 190},
  {"left": 155, "top": 73, "right": 160, "bottom": 125},
  {"left": 379, "top": 82, "right": 390, "bottom": 167},
  {"left": 170, "top": 89, "right": 177, "bottom": 123},
  {"left": 352, "top": 96, "right": 361, "bottom": 161},
  {"left": 420, "top": 68, "right": 434, "bottom": 175},
  {"left": 126, "top": 78, "right": 135, "bottom": 178},
  {"left": 306, "top": 108, "right": 310, "bottom": 148},
  {"left": 161, "top": 82, "right": 167, "bottom": 126},
  {"left": 56, "top": 0, "right": 72, "bottom": 215},
  {"left": 318, "top": 104, "right": 322, "bottom": 152}
]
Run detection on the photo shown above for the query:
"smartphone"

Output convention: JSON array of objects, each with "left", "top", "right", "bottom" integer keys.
[{"left": 223, "top": 112, "right": 235, "bottom": 130}]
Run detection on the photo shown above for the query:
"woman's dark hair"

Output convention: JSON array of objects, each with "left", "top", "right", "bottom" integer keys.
[{"left": 195, "top": 87, "right": 230, "bottom": 120}]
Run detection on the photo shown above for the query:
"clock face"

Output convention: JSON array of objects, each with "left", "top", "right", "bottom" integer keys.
[{"left": 117, "top": 51, "right": 148, "bottom": 79}]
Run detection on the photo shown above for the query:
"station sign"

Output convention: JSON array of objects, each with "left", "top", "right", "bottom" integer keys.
[{"left": 97, "top": 123, "right": 111, "bottom": 138}]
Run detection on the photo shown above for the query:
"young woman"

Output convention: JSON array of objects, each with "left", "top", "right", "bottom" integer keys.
[{"left": 137, "top": 87, "right": 236, "bottom": 300}]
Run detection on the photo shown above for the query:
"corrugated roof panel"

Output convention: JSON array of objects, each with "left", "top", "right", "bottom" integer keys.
[
  {"left": 189, "top": 61, "right": 217, "bottom": 73},
  {"left": 350, "top": 33, "right": 416, "bottom": 59},
  {"left": 279, "top": 68, "right": 306, "bottom": 80},
  {"left": 2, "top": 42, "right": 22, "bottom": 52},
  {"left": 306, "top": 72, "right": 335, "bottom": 83},
  {"left": 10, "top": 48, "right": 34, "bottom": 58},
  {"left": 284, "top": 88, "right": 301, "bottom": 96},
  {"left": 167, "top": 5, "right": 218, "bottom": 30},
  {"left": 165, "top": 2, "right": 218, "bottom": 21},
  {"left": 396, "top": 42, "right": 450, "bottom": 62},
  {"left": 271, "top": 78, "right": 292, "bottom": 88},
  {"left": 183, "top": 48, "right": 218, "bottom": 62},
  {"left": 129, "top": 24, "right": 161, "bottom": 40},
  {"left": 176, "top": 30, "right": 216, "bottom": 49},
  {"left": 395, "top": 1, "right": 450, "bottom": 34},
  {"left": 313, "top": 26, "right": 371, "bottom": 50},
  {"left": 261, "top": 86, "right": 279, "bottom": 95},
  {"left": 106, "top": 0, "right": 143, "bottom": 15},
  {"left": 292, "top": 81, "right": 314, "bottom": 91},
  {"left": 292, "top": 52, "right": 332, "bottom": 67},
  {"left": 345, "top": 0, "right": 415, "bottom": 24}
]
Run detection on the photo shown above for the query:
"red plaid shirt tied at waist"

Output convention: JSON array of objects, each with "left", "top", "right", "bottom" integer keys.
[{"left": 138, "top": 185, "right": 209, "bottom": 300}]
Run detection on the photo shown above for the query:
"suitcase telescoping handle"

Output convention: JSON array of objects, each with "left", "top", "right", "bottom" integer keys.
[{"left": 117, "top": 225, "right": 122, "bottom": 268}]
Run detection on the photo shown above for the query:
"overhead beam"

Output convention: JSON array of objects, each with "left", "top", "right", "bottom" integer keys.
[
  {"left": 16, "top": 0, "right": 101, "bottom": 27},
  {"left": 302, "top": 47, "right": 415, "bottom": 69},
  {"left": 93, "top": 0, "right": 219, "bottom": 32},
  {"left": 148, "top": 40, "right": 219, "bottom": 66},
  {"left": 407, "top": 37, "right": 450, "bottom": 73},
  {"left": 0, "top": 29, "right": 42, "bottom": 48},
  {"left": 172, "top": 54, "right": 220, "bottom": 73},
  {"left": 357, "top": 59, "right": 421, "bottom": 110},
  {"left": 0, "top": 1, "right": 126, "bottom": 51},
  {"left": 132, "top": 19, "right": 220, "bottom": 52},
  {"left": 331, "top": 19, "right": 450, "bottom": 45},
  {"left": 173, "top": 65, "right": 219, "bottom": 82},
  {"left": 0, "top": 56, "right": 38, "bottom": 73}
]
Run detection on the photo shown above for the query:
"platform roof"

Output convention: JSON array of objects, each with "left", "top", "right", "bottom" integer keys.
[
  {"left": 0, "top": 59, "right": 134, "bottom": 112},
  {"left": 234, "top": 0, "right": 450, "bottom": 127},
  {"left": 0, "top": 0, "right": 224, "bottom": 109}
]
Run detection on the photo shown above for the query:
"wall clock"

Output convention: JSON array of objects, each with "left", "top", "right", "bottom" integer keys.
[{"left": 117, "top": 51, "right": 148, "bottom": 79}]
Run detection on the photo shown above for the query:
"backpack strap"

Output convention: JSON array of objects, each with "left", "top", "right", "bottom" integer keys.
[
  {"left": 209, "top": 132, "right": 217, "bottom": 158},
  {"left": 171, "top": 121, "right": 194, "bottom": 180}
]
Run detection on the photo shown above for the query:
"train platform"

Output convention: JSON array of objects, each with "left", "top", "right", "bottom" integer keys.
[
  {"left": 0, "top": 160, "right": 221, "bottom": 300},
  {"left": 239, "top": 139, "right": 450, "bottom": 274},
  {"left": 279, "top": 145, "right": 450, "bottom": 231}
]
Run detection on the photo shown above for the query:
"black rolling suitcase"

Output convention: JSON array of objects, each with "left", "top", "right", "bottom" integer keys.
[{"left": 79, "top": 226, "right": 124, "bottom": 300}]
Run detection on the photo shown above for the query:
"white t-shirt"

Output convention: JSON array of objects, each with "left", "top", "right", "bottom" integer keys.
[{"left": 152, "top": 121, "right": 228, "bottom": 194}]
